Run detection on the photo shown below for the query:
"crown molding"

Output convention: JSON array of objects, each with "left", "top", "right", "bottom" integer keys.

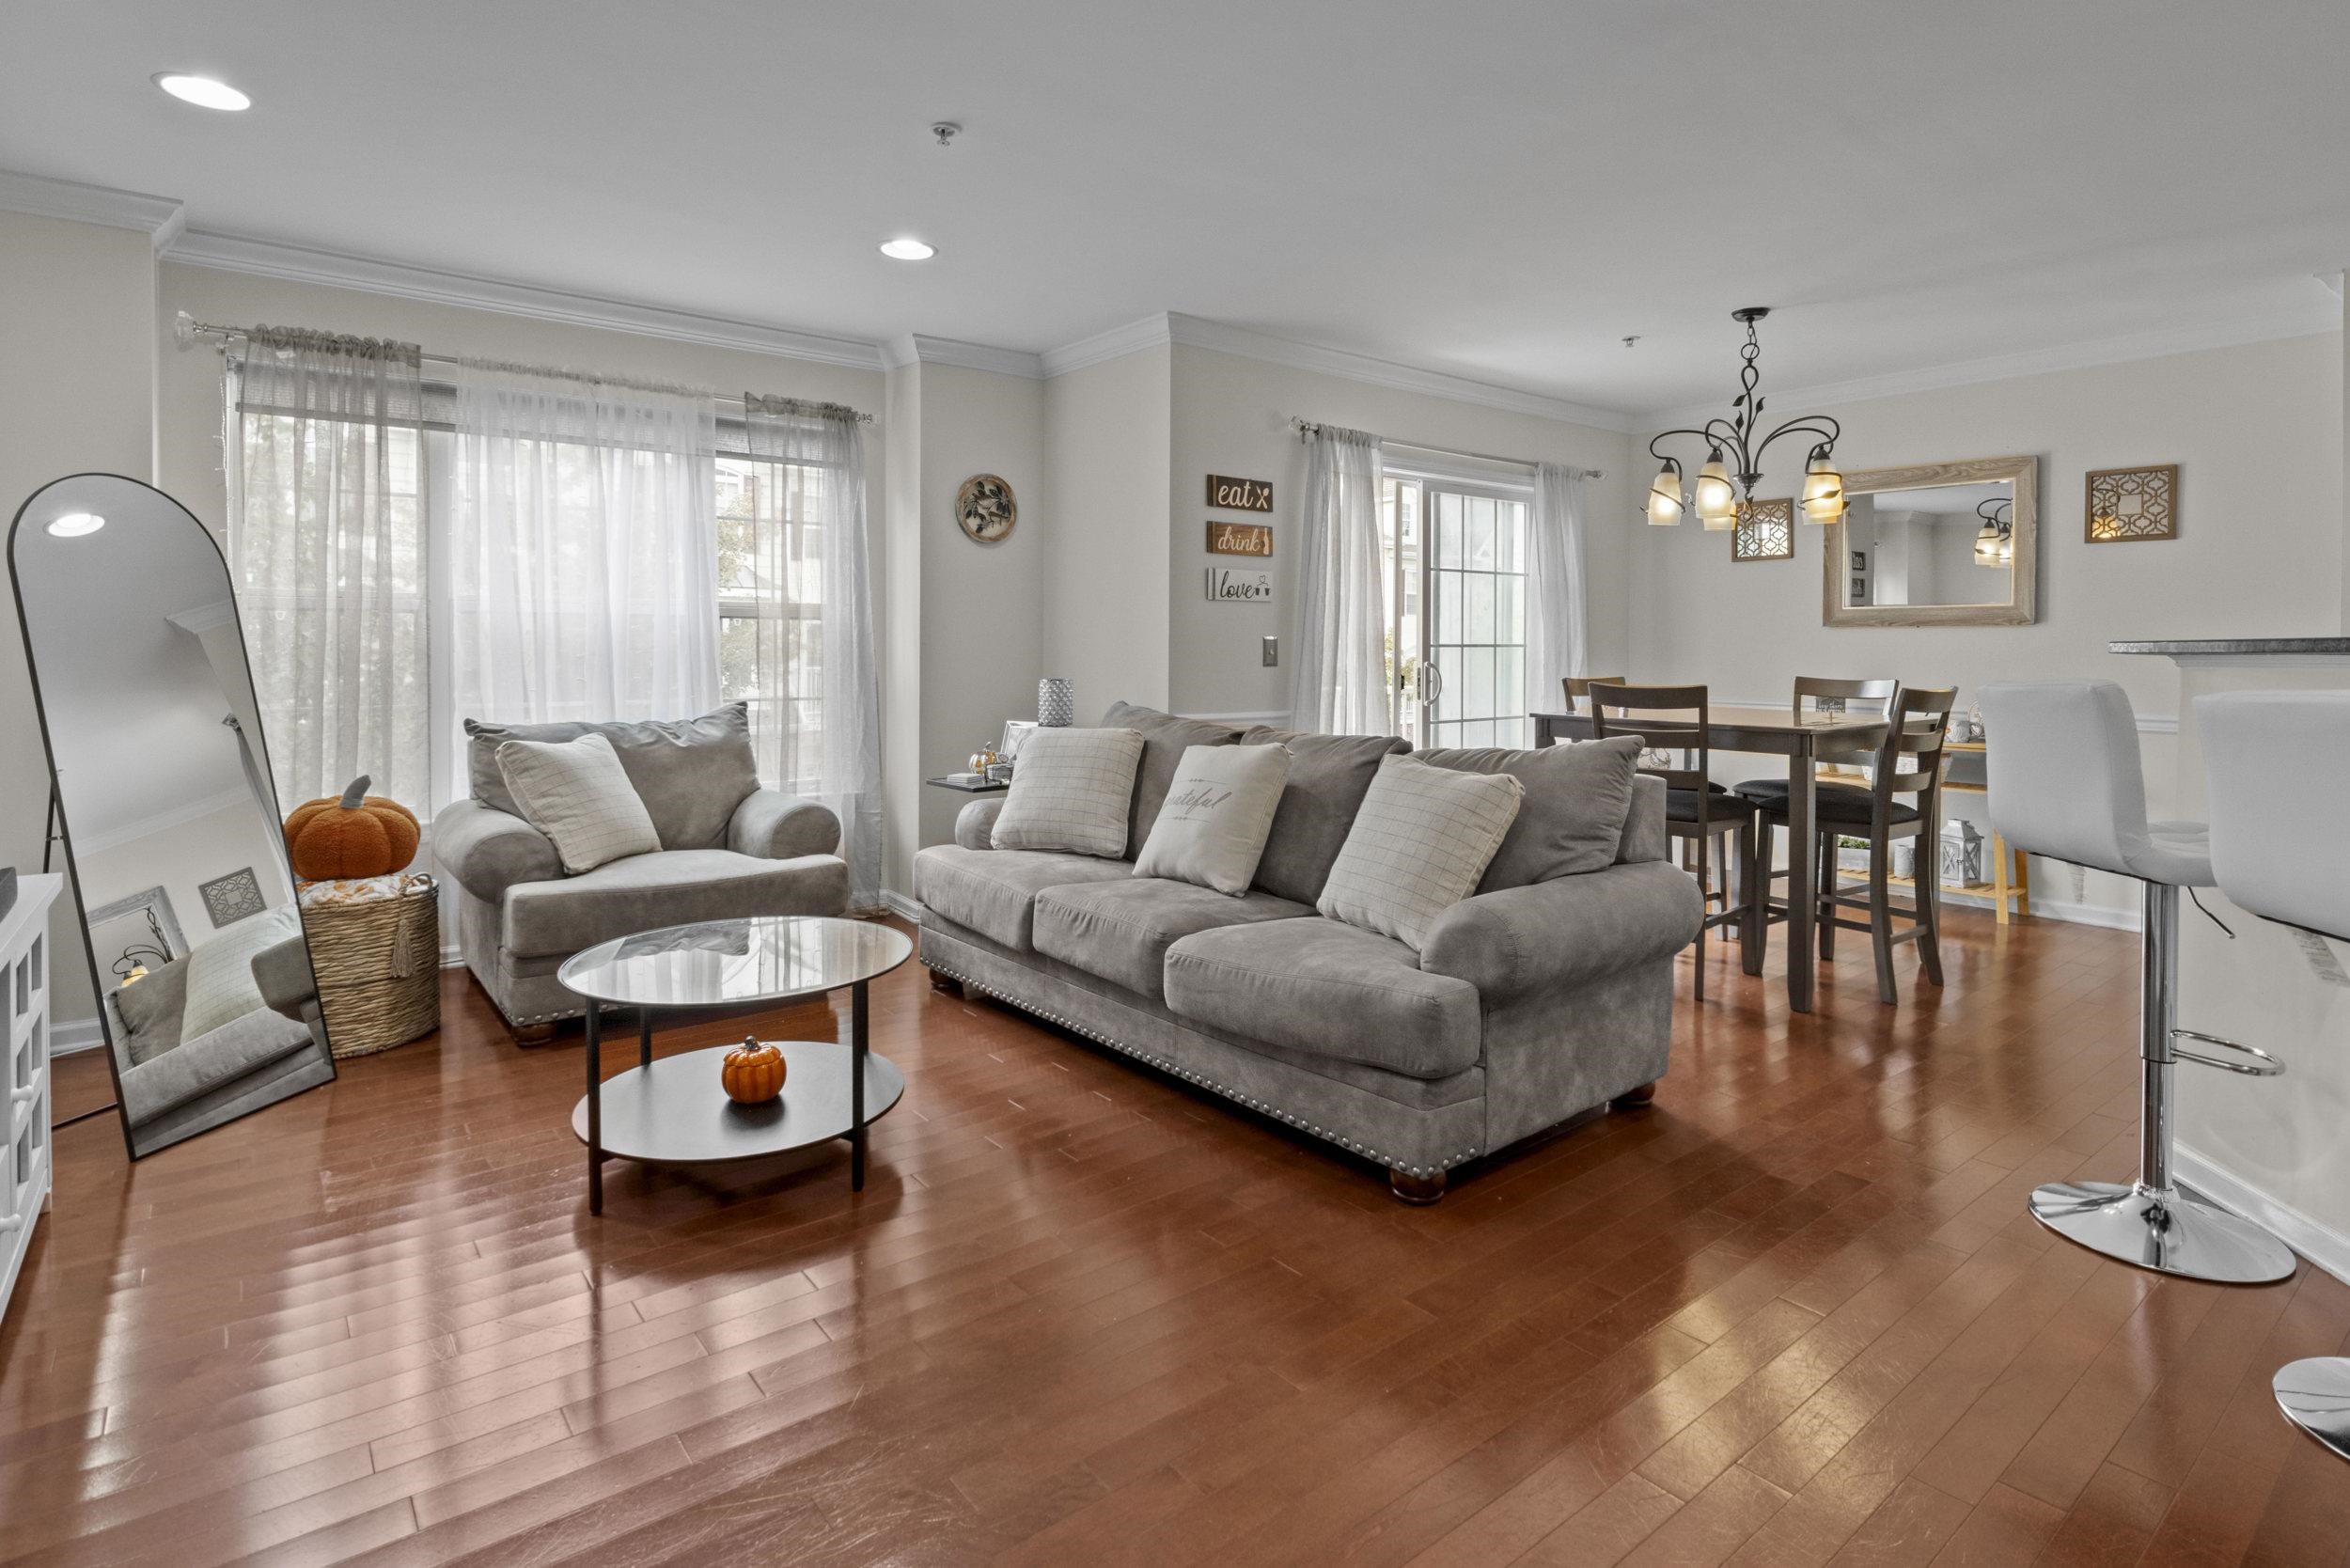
[
  {"left": 0, "top": 168, "right": 184, "bottom": 249},
  {"left": 165, "top": 229, "right": 889, "bottom": 371},
  {"left": 1040, "top": 314, "right": 1176, "bottom": 376},
  {"left": 1636, "top": 293, "right": 2344, "bottom": 430},
  {"left": 883, "top": 333, "right": 1046, "bottom": 379},
  {"left": 74, "top": 785, "right": 253, "bottom": 855}
]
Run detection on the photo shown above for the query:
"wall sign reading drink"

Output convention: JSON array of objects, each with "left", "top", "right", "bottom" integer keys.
[
  {"left": 1206, "top": 475, "right": 1273, "bottom": 511},
  {"left": 1205, "top": 567, "right": 1274, "bottom": 603},
  {"left": 1207, "top": 521, "right": 1273, "bottom": 557}
]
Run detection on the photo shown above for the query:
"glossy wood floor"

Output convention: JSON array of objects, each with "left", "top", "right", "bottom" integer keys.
[{"left": 6, "top": 911, "right": 2350, "bottom": 1568}]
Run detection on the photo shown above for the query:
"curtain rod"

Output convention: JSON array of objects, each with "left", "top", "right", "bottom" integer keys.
[
  {"left": 1289, "top": 416, "right": 1601, "bottom": 478},
  {"left": 173, "top": 312, "right": 874, "bottom": 422}
]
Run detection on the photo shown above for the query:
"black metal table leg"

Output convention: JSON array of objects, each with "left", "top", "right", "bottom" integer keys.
[
  {"left": 586, "top": 1003, "right": 603, "bottom": 1215},
  {"left": 638, "top": 1009, "right": 653, "bottom": 1072},
  {"left": 851, "top": 979, "right": 869, "bottom": 1191}
]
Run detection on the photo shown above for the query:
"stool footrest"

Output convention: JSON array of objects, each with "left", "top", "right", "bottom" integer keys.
[{"left": 2172, "top": 1027, "right": 2285, "bottom": 1077}]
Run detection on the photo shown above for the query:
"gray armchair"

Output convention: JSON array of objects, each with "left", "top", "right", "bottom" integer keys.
[{"left": 432, "top": 705, "right": 849, "bottom": 1041}]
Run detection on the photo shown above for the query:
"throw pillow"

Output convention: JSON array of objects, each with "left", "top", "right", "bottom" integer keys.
[
  {"left": 113, "top": 952, "right": 188, "bottom": 1041},
  {"left": 1133, "top": 744, "right": 1292, "bottom": 896},
  {"left": 464, "top": 702, "right": 759, "bottom": 850},
  {"left": 991, "top": 728, "right": 1148, "bottom": 858},
  {"left": 1100, "top": 701, "right": 1247, "bottom": 858},
  {"left": 1237, "top": 725, "right": 1411, "bottom": 903},
  {"left": 180, "top": 904, "right": 303, "bottom": 1042},
  {"left": 495, "top": 732, "right": 663, "bottom": 873},
  {"left": 1317, "top": 755, "right": 1524, "bottom": 949},
  {"left": 1414, "top": 734, "right": 1643, "bottom": 889}
]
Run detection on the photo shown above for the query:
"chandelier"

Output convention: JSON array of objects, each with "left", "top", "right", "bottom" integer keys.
[
  {"left": 1647, "top": 307, "right": 1846, "bottom": 531},
  {"left": 1973, "top": 497, "right": 2013, "bottom": 566}
]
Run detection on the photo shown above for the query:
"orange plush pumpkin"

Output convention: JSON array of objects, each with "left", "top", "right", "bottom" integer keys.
[
  {"left": 721, "top": 1038, "right": 787, "bottom": 1105},
  {"left": 285, "top": 776, "right": 420, "bottom": 881}
]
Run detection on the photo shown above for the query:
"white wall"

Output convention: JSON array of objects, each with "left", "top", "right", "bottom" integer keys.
[
  {"left": 75, "top": 798, "right": 291, "bottom": 958},
  {"left": 1167, "top": 342, "right": 1636, "bottom": 720},
  {"left": 1042, "top": 346, "right": 1172, "bottom": 720},
  {"left": 881, "top": 364, "right": 923, "bottom": 897},
  {"left": 1629, "top": 330, "right": 2345, "bottom": 922},
  {"left": 1, "top": 210, "right": 159, "bottom": 1030}
]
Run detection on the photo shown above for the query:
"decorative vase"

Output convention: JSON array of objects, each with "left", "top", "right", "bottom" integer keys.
[
  {"left": 721, "top": 1037, "right": 787, "bottom": 1105},
  {"left": 1038, "top": 677, "right": 1074, "bottom": 728}
]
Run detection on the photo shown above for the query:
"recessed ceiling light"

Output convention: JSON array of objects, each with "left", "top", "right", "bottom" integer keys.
[
  {"left": 47, "top": 512, "right": 105, "bottom": 538},
  {"left": 879, "top": 238, "right": 935, "bottom": 261},
  {"left": 153, "top": 72, "right": 251, "bottom": 111}
]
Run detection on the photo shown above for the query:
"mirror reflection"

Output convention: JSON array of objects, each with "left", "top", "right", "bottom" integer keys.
[
  {"left": 1842, "top": 481, "right": 2015, "bottom": 609},
  {"left": 9, "top": 474, "right": 337, "bottom": 1159}
]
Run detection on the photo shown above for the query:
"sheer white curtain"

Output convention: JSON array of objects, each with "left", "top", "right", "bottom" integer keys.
[
  {"left": 737, "top": 395, "right": 883, "bottom": 912},
  {"left": 1292, "top": 424, "right": 1391, "bottom": 734},
  {"left": 1526, "top": 463, "right": 1591, "bottom": 706},
  {"left": 227, "top": 328, "right": 431, "bottom": 810},
  {"left": 436, "top": 364, "right": 719, "bottom": 805}
]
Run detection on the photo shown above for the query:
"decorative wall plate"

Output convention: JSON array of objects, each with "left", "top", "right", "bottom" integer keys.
[
  {"left": 956, "top": 473, "right": 1017, "bottom": 543},
  {"left": 2086, "top": 464, "right": 2176, "bottom": 542},
  {"left": 1731, "top": 497, "right": 1794, "bottom": 561}
]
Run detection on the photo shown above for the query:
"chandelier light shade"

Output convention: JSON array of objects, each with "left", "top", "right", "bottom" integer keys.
[
  {"left": 1973, "top": 497, "right": 2013, "bottom": 566},
  {"left": 1646, "top": 307, "right": 1845, "bottom": 535}
]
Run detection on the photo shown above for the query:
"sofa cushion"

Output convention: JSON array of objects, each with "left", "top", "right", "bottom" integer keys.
[
  {"left": 991, "top": 728, "right": 1148, "bottom": 858},
  {"left": 118, "top": 1006, "right": 315, "bottom": 1125},
  {"left": 501, "top": 848, "right": 848, "bottom": 959},
  {"left": 1164, "top": 917, "right": 1482, "bottom": 1079},
  {"left": 1415, "top": 735, "right": 1642, "bottom": 889},
  {"left": 465, "top": 702, "right": 760, "bottom": 851},
  {"left": 180, "top": 906, "right": 303, "bottom": 1041},
  {"left": 1033, "top": 877, "right": 1314, "bottom": 999},
  {"left": 912, "top": 844, "right": 1135, "bottom": 952},
  {"left": 1102, "top": 701, "right": 1247, "bottom": 858},
  {"left": 1133, "top": 743, "right": 1292, "bottom": 896},
  {"left": 1317, "top": 756, "right": 1523, "bottom": 949},
  {"left": 1238, "top": 726, "right": 1410, "bottom": 904},
  {"left": 495, "top": 732, "right": 664, "bottom": 872}
]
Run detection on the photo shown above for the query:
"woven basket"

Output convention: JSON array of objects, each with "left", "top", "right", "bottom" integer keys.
[{"left": 302, "top": 876, "right": 442, "bottom": 1059}]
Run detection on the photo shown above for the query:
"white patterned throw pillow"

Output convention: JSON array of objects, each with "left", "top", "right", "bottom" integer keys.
[
  {"left": 1134, "top": 744, "right": 1292, "bottom": 895},
  {"left": 991, "top": 727, "right": 1147, "bottom": 858},
  {"left": 495, "top": 732, "right": 662, "bottom": 873},
  {"left": 1317, "top": 754, "right": 1524, "bottom": 949}
]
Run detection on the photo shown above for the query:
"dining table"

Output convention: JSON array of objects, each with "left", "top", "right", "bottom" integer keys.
[{"left": 1532, "top": 705, "right": 1892, "bottom": 1013}]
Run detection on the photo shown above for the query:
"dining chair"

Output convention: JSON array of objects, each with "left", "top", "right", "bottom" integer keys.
[
  {"left": 1590, "top": 683, "right": 1756, "bottom": 1001},
  {"left": 1561, "top": 675, "right": 1628, "bottom": 713},
  {"left": 1734, "top": 677, "right": 1900, "bottom": 962},
  {"left": 1745, "top": 685, "right": 1957, "bottom": 1005}
]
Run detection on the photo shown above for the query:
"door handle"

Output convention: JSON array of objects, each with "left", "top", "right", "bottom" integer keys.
[{"left": 1423, "top": 663, "right": 1445, "bottom": 702}]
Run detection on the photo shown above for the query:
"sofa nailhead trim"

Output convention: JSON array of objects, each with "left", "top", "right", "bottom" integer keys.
[{"left": 923, "top": 959, "right": 1481, "bottom": 1178}]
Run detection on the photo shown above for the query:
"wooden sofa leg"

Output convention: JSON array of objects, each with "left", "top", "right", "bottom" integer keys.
[
  {"left": 1389, "top": 1168, "right": 1447, "bottom": 1205},
  {"left": 1612, "top": 1082, "right": 1658, "bottom": 1110},
  {"left": 927, "top": 968, "right": 964, "bottom": 998},
  {"left": 511, "top": 1022, "right": 557, "bottom": 1047}
]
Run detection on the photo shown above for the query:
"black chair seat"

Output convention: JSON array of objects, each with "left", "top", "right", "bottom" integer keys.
[
  {"left": 1736, "top": 778, "right": 1919, "bottom": 825},
  {"left": 1668, "top": 789, "right": 1759, "bottom": 823}
]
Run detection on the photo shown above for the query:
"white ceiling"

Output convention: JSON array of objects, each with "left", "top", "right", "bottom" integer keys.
[{"left": 3, "top": 1, "right": 2345, "bottom": 416}]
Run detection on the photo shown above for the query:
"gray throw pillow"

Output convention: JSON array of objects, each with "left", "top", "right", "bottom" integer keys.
[
  {"left": 464, "top": 702, "right": 759, "bottom": 850},
  {"left": 1238, "top": 725, "right": 1411, "bottom": 904},
  {"left": 992, "top": 728, "right": 1148, "bottom": 858},
  {"left": 1133, "top": 744, "right": 1292, "bottom": 896},
  {"left": 1101, "top": 701, "right": 1247, "bottom": 858},
  {"left": 180, "top": 905, "right": 303, "bottom": 1041},
  {"left": 1317, "top": 755, "right": 1524, "bottom": 949},
  {"left": 1415, "top": 735, "right": 1642, "bottom": 889},
  {"left": 495, "top": 732, "right": 663, "bottom": 873},
  {"left": 114, "top": 953, "right": 188, "bottom": 1042}
]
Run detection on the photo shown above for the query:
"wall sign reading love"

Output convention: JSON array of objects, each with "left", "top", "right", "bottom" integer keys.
[
  {"left": 1205, "top": 567, "right": 1274, "bottom": 603},
  {"left": 1206, "top": 474, "right": 1274, "bottom": 511},
  {"left": 1206, "top": 521, "right": 1273, "bottom": 557}
]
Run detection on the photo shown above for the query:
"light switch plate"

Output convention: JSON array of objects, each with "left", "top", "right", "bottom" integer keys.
[{"left": 1261, "top": 635, "right": 1278, "bottom": 667}]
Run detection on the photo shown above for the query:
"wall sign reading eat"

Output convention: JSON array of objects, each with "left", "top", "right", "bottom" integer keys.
[
  {"left": 1206, "top": 475, "right": 1273, "bottom": 511},
  {"left": 1206, "top": 567, "right": 1274, "bottom": 603},
  {"left": 1207, "top": 521, "right": 1273, "bottom": 557}
]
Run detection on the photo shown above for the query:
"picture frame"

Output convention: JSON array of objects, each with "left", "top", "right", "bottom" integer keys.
[
  {"left": 1729, "top": 498, "right": 1794, "bottom": 562},
  {"left": 1850, "top": 550, "right": 1868, "bottom": 571},
  {"left": 198, "top": 867, "right": 268, "bottom": 928},
  {"left": 998, "top": 719, "right": 1041, "bottom": 760},
  {"left": 1851, "top": 577, "right": 1868, "bottom": 601},
  {"left": 2085, "top": 463, "right": 2178, "bottom": 543}
]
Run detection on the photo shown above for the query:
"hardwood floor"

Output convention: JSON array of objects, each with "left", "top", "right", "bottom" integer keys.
[{"left": 5, "top": 910, "right": 2348, "bottom": 1566}]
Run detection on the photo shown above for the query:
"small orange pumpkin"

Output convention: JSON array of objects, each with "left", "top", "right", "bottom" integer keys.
[
  {"left": 285, "top": 776, "right": 420, "bottom": 881},
  {"left": 721, "top": 1038, "right": 787, "bottom": 1105}
]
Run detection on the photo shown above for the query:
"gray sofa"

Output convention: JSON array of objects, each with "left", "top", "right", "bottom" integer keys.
[
  {"left": 431, "top": 704, "right": 849, "bottom": 1040},
  {"left": 913, "top": 705, "right": 1702, "bottom": 1201}
]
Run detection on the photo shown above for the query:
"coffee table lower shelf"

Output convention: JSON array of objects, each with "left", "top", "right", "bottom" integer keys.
[{"left": 572, "top": 1042, "right": 905, "bottom": 1200}]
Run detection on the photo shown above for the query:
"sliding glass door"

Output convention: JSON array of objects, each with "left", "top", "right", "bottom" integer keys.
[{"left": 1381, "top": 475, "right": 1529, "bottom": 747}]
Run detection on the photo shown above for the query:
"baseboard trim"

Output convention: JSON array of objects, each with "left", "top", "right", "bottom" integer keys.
[
  {"left": 881, "top": 889, "right": 925, "bottom": 925},
  {"left": 2023, "top": 897, "right": 2142, "bottom": 933},
  {"left": 2176, "top": 1142, "right": 2350, "bottom": 1285},
  {"left": 48, "top": 1018, "right": 105, "bottom": 1056}
]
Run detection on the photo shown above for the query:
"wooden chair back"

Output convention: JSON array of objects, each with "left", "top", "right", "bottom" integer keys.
[
  {"left": 1587, "top": 682, "right": 1712, "bottom": 797},
  {"left": 1792, "top": 675, "right": 1898, "bottom": 722},
  {"left": 1563, "top": 675, "right": 1629, "bottom": 715},
  {"left": 1873, "top": 685, "right": 1960, "bottom": 816}
]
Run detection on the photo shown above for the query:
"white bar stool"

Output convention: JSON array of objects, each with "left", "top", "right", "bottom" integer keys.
[
  {"left": 1979, "top": 681, "right": 2294, "bottom": 1283},
  {"left": 2198, "top": 690, "right": 2350, "bottom": 1460}
]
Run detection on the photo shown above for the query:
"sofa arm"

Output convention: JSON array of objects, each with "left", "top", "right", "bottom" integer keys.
[
  {"left": 728, "top": 788, "right": 842, "bottom": 860},
  {"left": 433, "top": 798, "right": 562, "bottom": 904},
  {"left": 955, "top": 797, "right": 1005, "bottom": 850},
  {"left": 1421, "top": 861, "right": 1702, "bottom": 1001},
  {"left": 251, "top": 931, "right": 319, "bottom": 1021}
]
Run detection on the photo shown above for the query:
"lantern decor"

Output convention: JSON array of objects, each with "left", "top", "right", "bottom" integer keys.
[
  {"left": 284, "top": 776, "right": 420, "bottom": 882},
  {"left": 721, "top": 1037, "right": 788, "bottom": 1105},
  {"left": 1646, "top": 307, "right": 1847, "bottom": 532}
]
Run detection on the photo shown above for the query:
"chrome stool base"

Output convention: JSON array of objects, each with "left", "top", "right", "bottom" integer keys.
[
  {"left": 2276, "top": 1357, "right": 2350, "bottom": 1462},
  {"left": 2030, "top": 1180, "right": 2295, "bottom": 1284}
]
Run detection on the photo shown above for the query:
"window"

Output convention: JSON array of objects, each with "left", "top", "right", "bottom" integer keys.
[
  {"left": 716, "top": 453, "right": 828, "bottom": 794},
  {"left": 1379, "top": 473, "right": 1531, "bottom": 748}
]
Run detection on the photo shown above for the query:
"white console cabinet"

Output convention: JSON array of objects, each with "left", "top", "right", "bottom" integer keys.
[{"left": 1, "top": 873, "right": 61, "bottom": 1325}]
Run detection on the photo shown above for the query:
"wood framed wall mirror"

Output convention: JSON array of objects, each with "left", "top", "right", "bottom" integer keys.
[
  {"left": 8, "top": 473, "right": 338, "bottom": 1161},
  {"left": 1824, "top": 454, "right": 2038, "bottom": 627}
]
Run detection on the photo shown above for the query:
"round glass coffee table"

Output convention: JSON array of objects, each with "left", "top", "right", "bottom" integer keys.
[{"left": 558, "top": 916, "right": 913, "bottom": 1214}]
